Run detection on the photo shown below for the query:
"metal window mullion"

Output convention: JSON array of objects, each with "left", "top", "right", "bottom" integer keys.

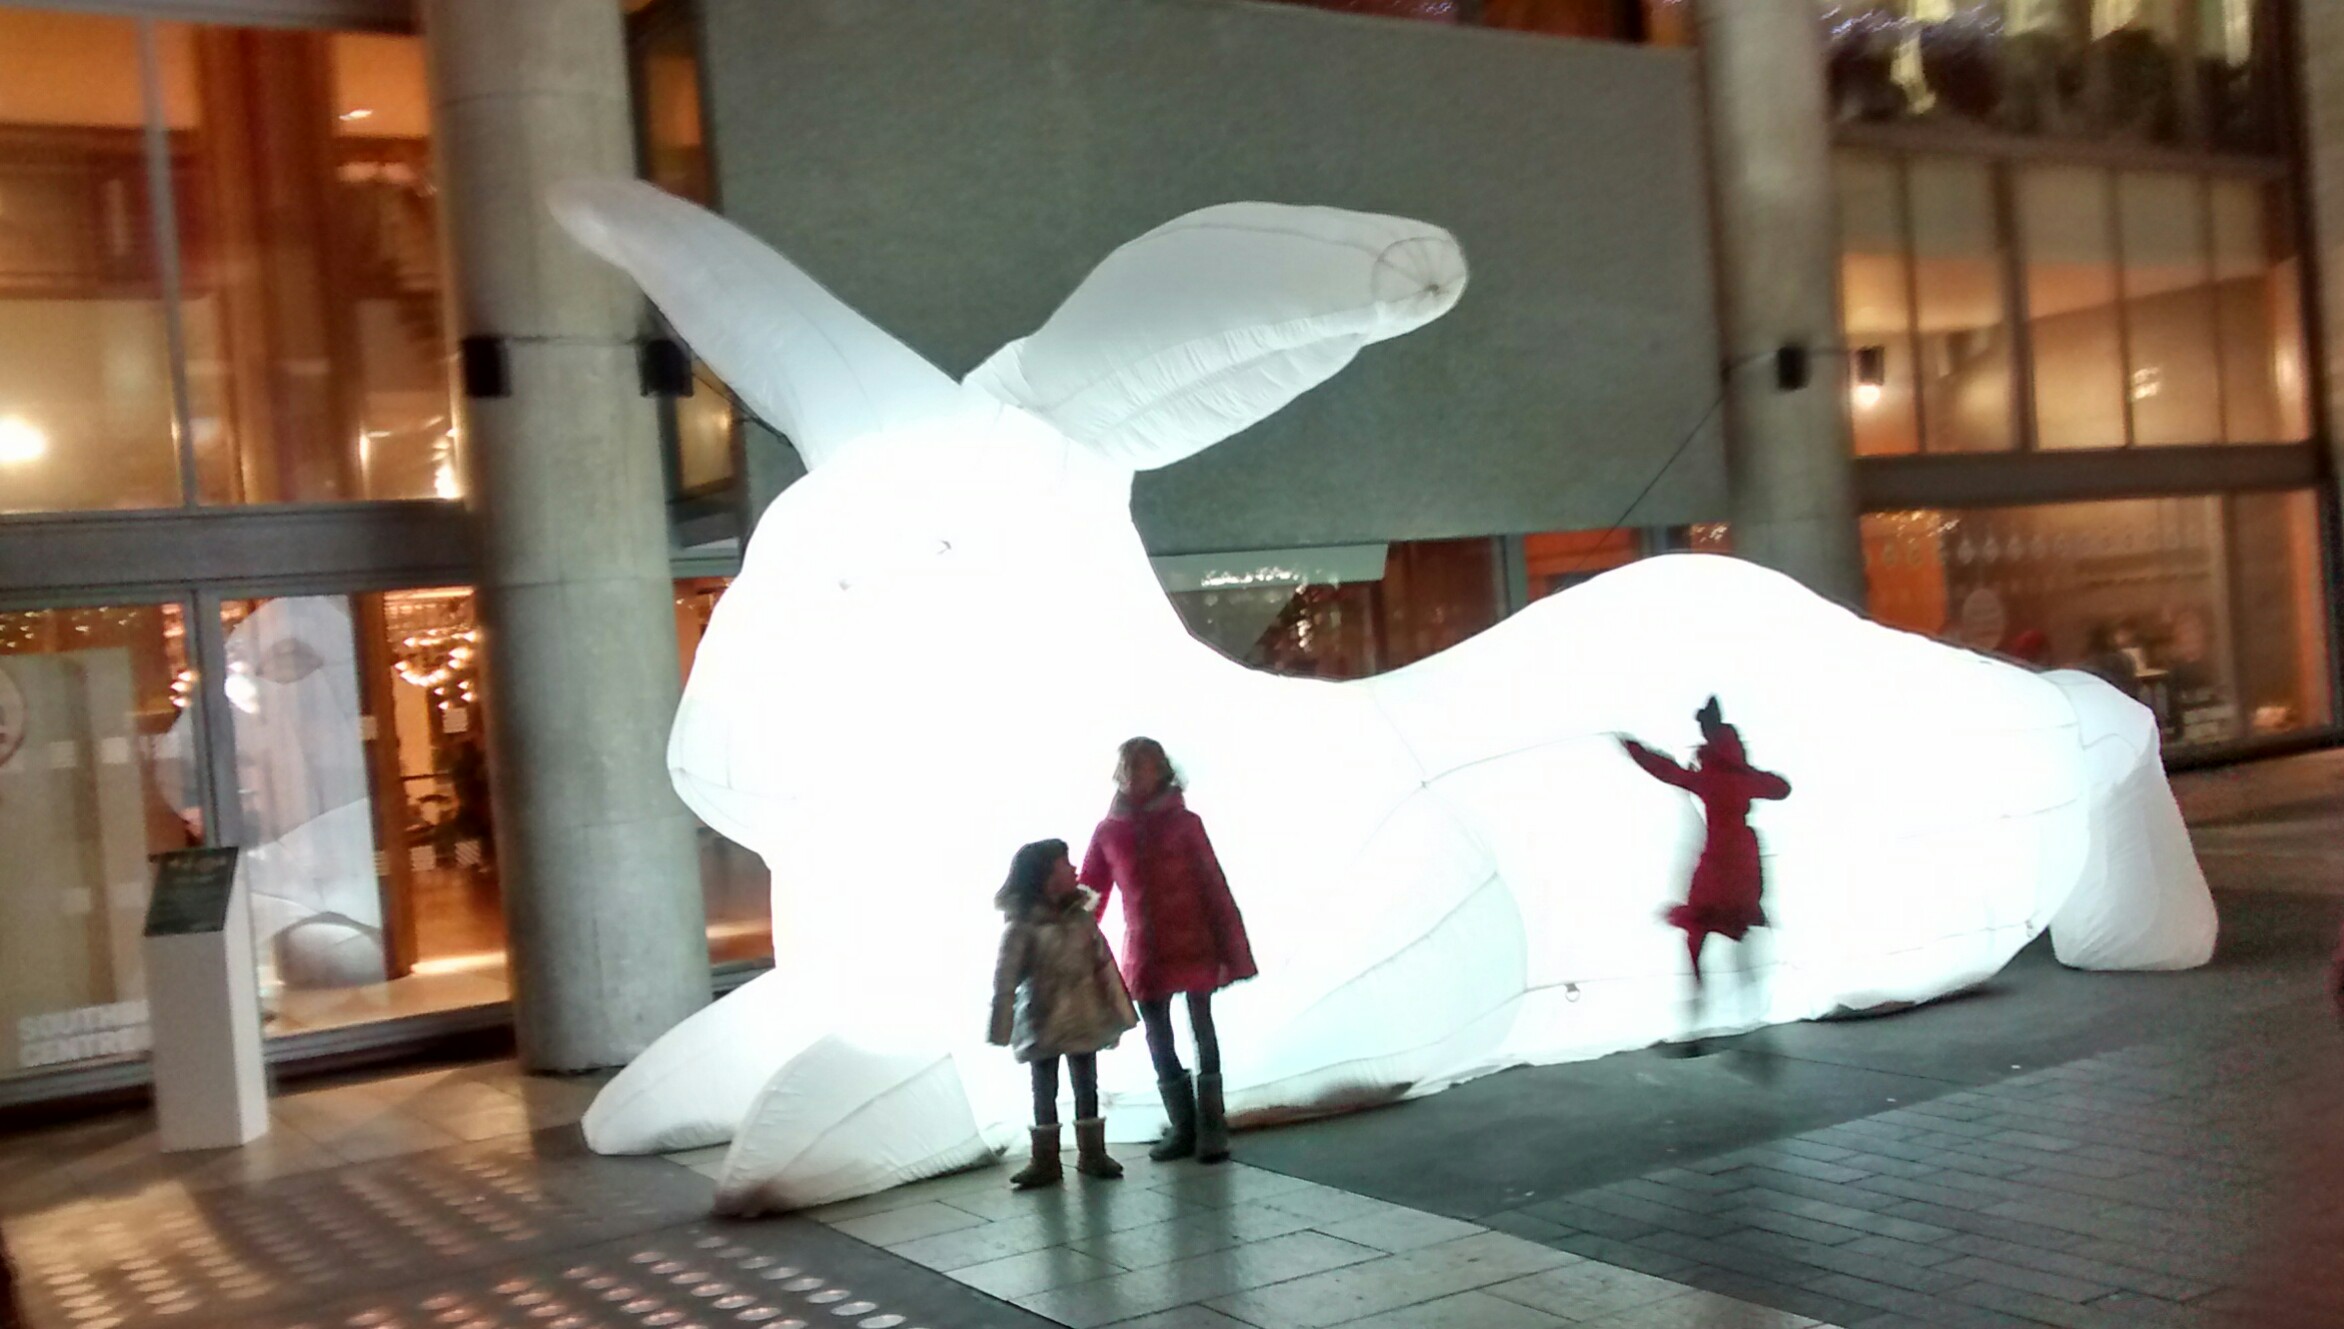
[
  {"left": 139, "top": 19, "right": 204, "bottom": 510},
  {"left": 2001, "top": 163, "right": 2044, "bottom": 454},
  {"left": 2108, "top": 167, "right": 2141, "bottom": 450},
  {"left": 189, "top": 588, "right": 242, "bottom": 849},
  {"left": 2201, "top": 172, "right": 2234, "bottom": 444},
  {"left": 1496, "top": 534, "right": 1530, "bottom": 615},
  {"left": 1897, "top": 152, "right": 1931, "bottom": 455}
]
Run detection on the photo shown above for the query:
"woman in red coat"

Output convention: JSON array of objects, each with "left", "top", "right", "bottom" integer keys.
[
  {"left": 1620, "top": 698, "right": 1790, "bottom": 1052},
  {"left": 1082, "top": 737, "right": 1256, "bottom": 1164}
]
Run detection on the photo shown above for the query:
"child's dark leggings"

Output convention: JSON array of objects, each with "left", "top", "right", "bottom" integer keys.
[
  {"left": 1030, "top": 1053, "right": 1098, "bottom": 1125},
  {"left": 1138, "top": 992, "right": 1220, "bottom": 1080}
]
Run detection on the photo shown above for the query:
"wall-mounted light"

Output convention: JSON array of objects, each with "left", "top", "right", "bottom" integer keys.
[
  {"left": 339, "top": 107, "right": 375, "bottom": 123},
  {"left": 1851, "top": 345, "right": 1888, "bottom": 411},
  {"left": 0, "top": 416, "right": 47, "bottom": 464}
]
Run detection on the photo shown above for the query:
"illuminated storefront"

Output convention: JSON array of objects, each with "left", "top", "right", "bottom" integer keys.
[{"left": 0, "top": 0, "right": 2333, "bottom": 1103}]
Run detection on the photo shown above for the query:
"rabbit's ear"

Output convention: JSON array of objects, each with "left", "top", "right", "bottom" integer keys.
[
  {"left": 550, "top": 180, "right": 961, "bottom": 471},
  {"left": 966, "top": 202, "right": 1465, "bottom": 472}
]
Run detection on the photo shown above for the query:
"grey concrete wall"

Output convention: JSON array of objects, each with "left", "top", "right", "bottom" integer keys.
[{"left": 698, "top": 0, "right": 1725, "bottom": 554}]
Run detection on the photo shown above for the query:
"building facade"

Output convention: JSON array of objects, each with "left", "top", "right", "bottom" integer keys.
[{"left": 0, "top": 0, "right": 2331, "bottom": 1104}]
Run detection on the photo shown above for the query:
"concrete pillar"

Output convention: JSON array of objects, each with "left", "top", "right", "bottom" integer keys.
[
  {"left": 1691, "top": 0, "right": 1867, "bottom": 607},
  {"left": 2299, "top": 0, "right": 2344, "bottom": 486},
  {"left": 423, "top": 0, "right": 709, "bottom": 1071}
]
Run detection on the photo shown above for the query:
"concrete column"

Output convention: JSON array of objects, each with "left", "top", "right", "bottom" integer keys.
[
  {"left": 1691, "top": 0, "right": 1867, "bottom": 607},
  {"left": 2300, "top": 0, "right": 2344, "bottom": 487},
  {"left": 423, "top": 0, "right": 709, "bottom": 1071}
]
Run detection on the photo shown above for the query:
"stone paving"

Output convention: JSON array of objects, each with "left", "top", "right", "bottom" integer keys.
[
  {"left": 1476, "top": 1013, "right": 2344, "bottom": 1329},
  {"left": 790, "top": 1149, "right": 1840, "bottom": 1329}
]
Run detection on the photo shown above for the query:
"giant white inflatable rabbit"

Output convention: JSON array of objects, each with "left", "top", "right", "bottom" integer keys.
[{"left": 550, "top": 181, "right": 2215, "bottom": 1214}]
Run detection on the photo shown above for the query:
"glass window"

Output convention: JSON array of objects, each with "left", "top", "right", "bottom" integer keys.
[
  {"left": 636, "top": 23, "right": 711, "bottom": 206},
  {"left": 1819, "top": 1, "right": 2278, "bottom": 151},
  {"left": 676, "top": 576, "right": 773, "bottom": 967},
  {"left": 1860, "top": 491, "right": 2334, "bottom": 752},
  {"left": 1481, "top": 0, "right": 1633, "bottom": 38},
  {"left": 0, "top": 11, "right": 184, "bottom": 514},
  {"left": 630, "top": 8, "right": 735, "bottom": 499},
  {"left": 374, "top": 588, "right": 502, "bottom": 984},
  {"left": 2210, "top": 177, "right": 2310, "bottom": 444},
  {"left": 217, "top": 588, "right": 508, "bottom": 1037},
  {"left": 0, "top": 603, "right": 197, "bottom": 1078},
  {"left": 2117, "top": 171, "right": 2222, "bottom": 447},
  {"left": 2227, "top": 491, "right": 2333, "bottom": 738},
  {"left": 1524, "top": 529, "right": 1645, "bottom": 599},
  {"left": 160, "top": 24, "right": 453, "bottom": 505},
  {"left": 1159, "top": 539, "right": 1503, "bottom": 680},
  {"left": 2018, "top": 165, "right": 2129, "bottom": 451},
  {"left": 1909, "top": 156, "right": 2016, "bottom": 453},
  {"left": 1837, "top": 151, "right": 1921, "bottom": 457}
]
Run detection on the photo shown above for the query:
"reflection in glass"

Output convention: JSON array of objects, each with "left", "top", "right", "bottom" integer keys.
[
  {"left": 676, "top": 577, "right": 774, "bottom": 965},
  {"left": 0, "top": 604, "right": 196, "bottom": 1077},
  {"left": 1837, "top": 151, "right": 1920, "bottom": 457},
  {"left": 182, "top": 590, "right": 510, "bottom": 1036},
  {"left": 2117, "top": 171, "right": 2220, "bottom": 447},
  {"left": 1818, "top": 0, "right": 2278, "bottom": 152},
  {"left": 204, "top": 596, "right": 389, "bottom": 997},
  {"left": 1163, "top": 540, "right": 1502, "bottom": 681},
  {"left": 1861, "top": 491, "right": 2331, "bottom": 751},
  {"left": 1909, "top": 156, "right": 2014, "bottom": 452},
  {"left": 2210, "top": 178, "right": 2309, "bottom": 444},
  {"left": 2018, "top": 165, "right": 2128, "bottom": 450},
  {"left": 160, "top": 25, "right": 452, "bottom": 504},
  {"left": 0, "top": 11, "right": 183, "bottom": 513},
  {"left": 1524, "top": 529, "right": 1644, "bottom": 599}
]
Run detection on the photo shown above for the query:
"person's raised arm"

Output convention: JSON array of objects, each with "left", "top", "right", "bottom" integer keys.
[{"left": 1620, "top": 737, "right": 1695, "bottom": 790}]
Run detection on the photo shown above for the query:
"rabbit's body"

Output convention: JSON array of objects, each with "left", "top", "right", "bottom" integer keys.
[{"left": 553, "top": 183, "right": 2215, "bottom": 1213}]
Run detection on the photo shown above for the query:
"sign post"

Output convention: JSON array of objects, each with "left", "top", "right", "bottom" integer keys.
[{"left": 143, "top": 848, "right": 269, "bottom": 1150}]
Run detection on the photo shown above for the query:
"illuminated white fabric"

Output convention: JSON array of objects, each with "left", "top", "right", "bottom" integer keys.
[
  {"left": 553, "top": 181, "right": 2215, "bottom": 1212},
  {"left": 159, "top": 597, "right": 386, "bottom": 991}
]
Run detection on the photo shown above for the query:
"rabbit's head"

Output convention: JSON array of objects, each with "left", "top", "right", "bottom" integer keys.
[{"left": 552, "top": 183, "right": 1466, "bottom": 854}]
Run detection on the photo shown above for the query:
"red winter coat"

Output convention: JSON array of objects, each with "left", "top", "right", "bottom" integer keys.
[
  {"left": 1624, "top": 729, "right": 1790, "bottom": 942},
  {"left": 1081, "top": 790, "right": 1258, "bottom": 1002}
]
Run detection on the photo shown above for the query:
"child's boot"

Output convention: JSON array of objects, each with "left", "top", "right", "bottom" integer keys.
[
  {"left": 1073, "top": 1118, "right": 1122, "bottom": 1179},
  {"left": 1150, "top": 1074, "right": 1197, "bottom": 1161},
  {"left": 1011, "top": 1124, "right": 1063, "bottom": 1189},
  {"left": 1195, "top": 1074, "right": 1230, "bottom": 1164}
]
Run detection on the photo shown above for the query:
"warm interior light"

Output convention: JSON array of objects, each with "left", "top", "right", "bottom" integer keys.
[
  {"left": 1850, "top": 344, "right": 1887, "bottom": 411},
  {"left": 0, "top": 416, "right": 47, "bottom": 464},
  {"left": 339, "top": 107, "right": 375, "bottom": 122}
]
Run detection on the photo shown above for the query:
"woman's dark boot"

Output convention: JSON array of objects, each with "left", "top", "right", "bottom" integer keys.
[
  {"left": 1195, "top": 1074, "right": 1230, "bottom": 1164},
  {"left": 1150, "top": 1074, "right": 1197, "bottom": 1161},
  {"left": 1011, "top": 1124, "right": 1063, "bottom": 1189},
  {"left": 1073, "top": 1118, "right": 1123, "bottom": 1179}
]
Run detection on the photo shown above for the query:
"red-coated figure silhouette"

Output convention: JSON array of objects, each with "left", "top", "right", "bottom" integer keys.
[{"left": 1620, "top": 698, "right": 1790, "bottom": 1051}]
